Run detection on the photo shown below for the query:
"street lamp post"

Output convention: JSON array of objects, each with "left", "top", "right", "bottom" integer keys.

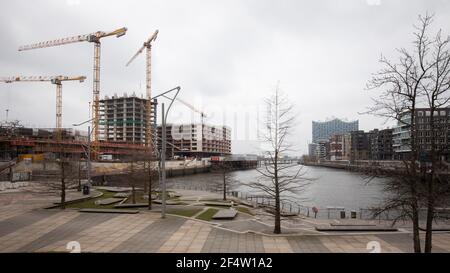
[
  {"left": 152, "top": 86, "right": 180, "bottom": 219},
  {"left": 73, "top": 118, "right": 94, "bottom": 191},
  {"left": 161, "top": 103, "right": 166, "bottom": 218},
  {"left": 87, "top": 125, "right": 91, "bottom": 187}
]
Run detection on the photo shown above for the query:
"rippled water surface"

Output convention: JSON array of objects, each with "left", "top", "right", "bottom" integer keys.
[{"left": 166, "top": 165, "right": 388, "bottom": 210}]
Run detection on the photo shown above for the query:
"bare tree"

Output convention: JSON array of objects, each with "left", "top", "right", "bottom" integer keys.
[
  {"left": 120, "top": 150, "right": 159, "bottom": 207},
  {"left": 31, "top": 158, "right": 80, "bottom": 210},
  {"left": 123, "top": 152, "right": 145, "bottom": 204},
  {"left": 365, "top": 13, "right": 450, "bottom": 252},
  {"left": 211, "top": 161, "right": 237, "bottom": 201},
  {"left": 147, "top": 133, "right": 161, "bottom": 210},
  {"left": 248, "top": 85, "right": 312, "bottom": 234},
  {"left": 415, "top": 15, "right": 450, "bottom": 252}
]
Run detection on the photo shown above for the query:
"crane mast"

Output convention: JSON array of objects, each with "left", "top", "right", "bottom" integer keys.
[
  {"left": 18, "top": 28, "right": 127, "bottom": 153},
  {"left": 126, "top": 30, "right": 158, "bottom": 148},
  {"left": 92, "top": 42, "right": 101, "bottom": 146},
  {"left": 0, "top": 75, "right": 86, "bottom": 140}
]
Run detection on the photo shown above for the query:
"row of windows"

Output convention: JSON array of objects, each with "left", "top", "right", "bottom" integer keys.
[
  {"left": 417, "top": 117, "right": 449, "bottom": 124},
  {"left": 417, "top": 110, "right": 449, "bottom": 117},
  {"left": 418, "top": 138, "right": 448, "bottom": 144}
]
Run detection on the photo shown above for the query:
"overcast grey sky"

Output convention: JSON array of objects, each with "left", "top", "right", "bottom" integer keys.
[{"left": 1, "top": 0, "right": 449, "bottom": 155}]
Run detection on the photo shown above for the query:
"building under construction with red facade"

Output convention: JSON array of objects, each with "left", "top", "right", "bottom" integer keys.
[
  {"left": 0, "top": 125, "right": 148, "bottom": 161},
  {"left": 0, "top": 93, "right": 159, "bottom": 161}
]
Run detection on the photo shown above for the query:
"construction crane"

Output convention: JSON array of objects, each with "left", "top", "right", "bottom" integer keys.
[
  {"left": 18, "top": 27, "right": 127, "bottom": 149},
  {"left": 162, "top": 95, "right": 207, "bottom": 125},
  {"left": 0, "top": 75, "right": 86, "bottom": 140},
  {"left": 126, "top": 29, "right": 159, "bottom": 147}
]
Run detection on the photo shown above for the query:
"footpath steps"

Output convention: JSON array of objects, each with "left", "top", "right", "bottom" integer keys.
[
  {"left": 114, "top": 203, "right": 148, "bottom": 208},
  {"left": 79, "top": 208, "right": 139, "bottom": 214},
  {"left": 212, "top": 209, "right": 238, "bottom": 220},
  {"left": 315, "top": 224, "right": 398, "bottom": 232}
]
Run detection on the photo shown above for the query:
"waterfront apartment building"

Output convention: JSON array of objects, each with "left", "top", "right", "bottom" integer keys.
[
  {"left": 316, "top": 140, "right": 330, "bottom": 160},
  {"left": 393, "top": 107, "right": 450, "bottom": 161},
  {"left": 312, "top": 118, "right": 358, "bottom": 143},
  {"left": 369, "top": 129, "right": 394, "bottom": 160},
  {"left": 308, "top": 143, "right": 317, "bottom": 158},
  {"left": 99, "top": 93, "right": 157, "bottom": 144},
  {"left": 329, "top": 134, "right": 343, "bottom": 161},
  {"left": 392, "top": 113, "right": 411, "bottom": 159},
  {"left": 342, "top": 133, "right": 352, "bottom": 161},
  {"left": 350, "top": 130, "right": 369, "bottom": 161},
  {"left": 311, "top": 129, "right": 394, "bottom": 162},
  {"left": 157, "top": 123, "right": 231, "bottom": 158}
]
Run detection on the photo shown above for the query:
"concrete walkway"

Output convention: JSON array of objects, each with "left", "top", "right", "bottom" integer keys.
[{"left": 1, "top": 187, "right": 450, "bottom": 253}]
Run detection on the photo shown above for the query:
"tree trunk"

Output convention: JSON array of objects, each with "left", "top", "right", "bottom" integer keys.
[
  {"left": 274, "top": 183, "right": 281, "bottom": 234},
  {"left": 77, "top": 160, "right": 81, "bottom": 191},
  {"left": 425, "top": 178, "right": 434, "bottom": 253},
  {"left": 274, "top": 152, "right": 281, "bottom": 234},
  {"left": 148, "top": 164, "right": 152, "bottom": 210},
  {"left": 143, "top": 162, "right": 148, "bottom": 194},
  {"left": 425, "top": 105, "right": 437, "bottom": 253},
  {"left": 411, "top": 198, "right": 421, "bottom": 253},
  {"left": 409, "top": 103, "right": 422, "bottom": 253},
  {"left": 60, "top": 162, "right": 66, "bottom": 210},
  {"left": 223, "top": 170, "right": 227, "bottom": 201}
]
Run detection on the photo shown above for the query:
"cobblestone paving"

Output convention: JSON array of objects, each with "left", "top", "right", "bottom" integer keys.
[
  {"left": 113, "top": 216, "right": 186, "bottom": 253},
  {"left": 0, "top": 192, "right": 55, "bottom": 222},
  {"left": 158, "top": 219, "right": 212, "bottom": 253},
  {"left": 0, "top": 210, "right": 55, "bottom": 237},
  {"left": 287, "top": 236, "right": 330, "bottom": 253},
  {"left": 0, "top": 211, "right": 79, "bottom": 252},
  {"left": 1, "top": 209, "right": 450, "bottom": 253},
  {"left": 37, "top": 213, "right": 158, "bottom": 253},
  {"left": 201, "top": 228, "right": 265, "bottom": 253},
  {"left": 17, "top": 213, "right": 117, "bottom": 252},
  {"left": 0, "top": 207, "right": 29, "bottom": 223}
]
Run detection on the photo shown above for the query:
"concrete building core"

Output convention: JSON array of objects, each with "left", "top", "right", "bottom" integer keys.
[
  {"left": 99, "top": 93, "right": 156, "bottom": 144},
  {"left": 157, "top": 123, "right": 231, "bottom": 158}
]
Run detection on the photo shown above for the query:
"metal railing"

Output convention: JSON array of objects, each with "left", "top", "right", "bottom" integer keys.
[{"left": 167, "top": 183, "right": 450, "bottom": 221}]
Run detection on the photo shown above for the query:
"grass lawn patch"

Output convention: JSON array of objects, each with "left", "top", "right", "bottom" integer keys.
[
  {"left": 124, "top": 191, "right": 182, "bottom": 205},
  {"left": 196, "top": 208, "right": 219, "bottom": 221},
  {"left": 207, "top": 204, "right": 234, "bottom": 209},
  {"left": 167, "top": 208, "right": 203, "bottom": 217},
  {"left": 236, "top": 206, "right": 254, "bottom": 215},
  {"left": 125, "top": 192, "right": 148, "bottom": 204},
  {"left": 66, "top": 190, "right": 117, "bottom": 209}
]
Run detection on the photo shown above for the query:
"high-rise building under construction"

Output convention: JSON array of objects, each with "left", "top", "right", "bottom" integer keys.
[{"left": 99, "top": 93, "right": 156, "bottom": 144}]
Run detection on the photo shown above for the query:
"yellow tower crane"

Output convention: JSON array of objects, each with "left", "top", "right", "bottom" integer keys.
[
  {"left": 18, "top": 27, "right": 127, "bottom": 150},
  {"left": 0, "top": 75, "right": 86, "bottom": 140},
  {"left": 126, "top": 29, "right": 159, "bottom": 147}
]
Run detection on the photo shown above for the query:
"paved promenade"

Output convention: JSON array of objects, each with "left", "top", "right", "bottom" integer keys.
[{"left": 1, "top": 188, "right": 450, "bottom": 253}]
